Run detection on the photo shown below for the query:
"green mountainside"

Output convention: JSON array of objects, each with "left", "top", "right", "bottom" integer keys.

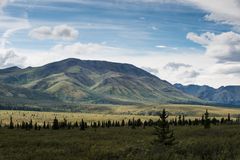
[{"left": 0, "top": 58, "right": 200, "bottom": 110}]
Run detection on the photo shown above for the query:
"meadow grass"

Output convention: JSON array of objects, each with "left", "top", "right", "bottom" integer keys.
[
  {"left": 0, "top": 105, "right": 240, "bottom": 160},
  {"left": 0, "top": 125, "right": 240, "bottom": 160},
  {"left": 1, "top": 104, "right": 240, "bottom": 125}
]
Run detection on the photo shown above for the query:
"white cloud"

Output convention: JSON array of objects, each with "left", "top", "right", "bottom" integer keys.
[
  {"left": 186, "top": 32, "right": 215, "bottom": 46},
  {"left": 186, "top": 0, "right": 240, "bottom": 30},
  {"left": 163, "top": 62, "right": 200, "bottom": 83},
  {"left": 211, "top": 63, "right": 240, "bottom": 76},
  {"left": 0, "top": 25, "right": 30, "bottom": 48},
  {"left": 136, "top": 0, "right": 240, "bottom": 30},
  {"left": 156, "top": 45, "right": 167, "bottom": 48},
  {"left": 51, "top": 42, "right": 120, "bottom": 55},
  {"left": 164, "top": 62, "right": 191, "bottom": 71},
  {"left": 0, "top": 48, "right": 26, "bottom": 68},
  {"left": 187, "top": 31, "right": 240, "bottom": 63},
  {"left": 29, "top": 25, "right": 79, "bottom": 41}
]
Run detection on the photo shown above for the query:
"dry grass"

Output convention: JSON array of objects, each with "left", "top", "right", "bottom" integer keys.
[{"left": 1, "top": 104, "right": 240, "bottom": 125}]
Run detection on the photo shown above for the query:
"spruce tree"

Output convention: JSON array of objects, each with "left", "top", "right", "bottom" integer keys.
[
  {"left": 153, "top": 109, "right": 176, "bottom": 146},
  {"left": 9, "top": 116, "right": 14, "bottom": 129},
  {"left": 34, "top": 122, "right": 38, "bottom": 130},
  {"left": 43, "top": 121, "right": 46, "bottom": 129},
  {"left": 29, "top": 119, "right": 33, "bottom": 129},
  {"left": 52, "top": 117, "right": 59, "bottom": 130},
  {"left": 131, "top": 118, "right": 136, "bottom": 129},
  {"left": 121, "top": 120, "right": 125, "bottom": 127},
  {"left": 80, "top": 119, "right": 85, "bottom": 130},
  {"left": 228, "top": 113, "right": 231, "bottom": 121},
  {"left": 204, "top": 109, "right": 210, "bottom": 129}
]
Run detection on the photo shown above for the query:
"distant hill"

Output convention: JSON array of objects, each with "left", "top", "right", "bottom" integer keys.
[
  {"left": 0, "top": 58, "right": 200, "bottom": 110},
  {"left": 174, "top": 84, "right": 240, "bottom": 106}
]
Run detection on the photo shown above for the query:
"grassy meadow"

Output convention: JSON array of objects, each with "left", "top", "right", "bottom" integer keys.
[
  {"left": 0, "top": 104, "right": 240, "bottom": 125},
  {"left": 0, "top": 104, "right": 240, "bottom": 160},
  {"left": 0, "top": 126, "right": 240, "bottom": 160}
]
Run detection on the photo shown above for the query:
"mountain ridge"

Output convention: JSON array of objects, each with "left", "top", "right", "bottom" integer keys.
[
  {"left": 174, "top": 83, "right": 240, "bottom": 106},
  {"left": 0, "top": 58, "right": 201, "bottom": 110}
]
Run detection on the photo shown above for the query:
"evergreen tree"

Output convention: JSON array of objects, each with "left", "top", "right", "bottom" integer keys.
[
  {"left": 21, "top": 121, "right": 26, "bottom": 129},
  {"left": 212, "top": 117, "right": 218, "bottom": 125},
  {"left": 46, "top": 123, "right": 50, "bottom": 129},
  {"left": 227, "top": 113, "right": 232, "bottom": 124},
  {"left": 80, "top": 119, "right": 85, "bottom": 130},
  {"left": 228, "top": 113, "right": 231, "bottom": 121},
  {"left": 201, "top": 114, "right": 204, "bottom": 125},
  {"left": 74, "top": 121, "right": 79, "bottom": 128},
  {"left": 188, "top": 119, "right": 192, "bottom": 126},
  {"left": 220, "top": 117, "right": 225, "bottom": 124},
  {"left": 52, "top": 117, "right": 59, "bottom": 130},
  {"left": 178, "top": 115, "right": 182, "bottom": 125},
  {"left": 97, "top": 121, "right": 101, "bottom": 127},
  {"left": 236, "top": 115, "right": 240, "bottom": 124},
  {"left": 182, "top": 115, "right": 185, "bottom": 126},
  {"left": 43, "top": 121, "right": 46, "bottom": 129},
  {"left": 121, "top": 120, "right": 125, "bottom": 127},
  {"left": 204, "top": 110, "right": 210, "bottom": 129},
  {"left": 34, "top": 122, "right": 38, "bottom": 130},
  {"left": 101, "top": 121, "right": 105, "bottom": 128},
  {"left": 29, "top": 119, "right": 33, "bottom": 129},
  {"left": 153, "top": 109, "right": 176, "bottom": 146},
  {"left": 9, "top": 116, "right": 14, "bottom": 129},
  {"left": 131, "top": 118, "right": 136, "bottom": 129}
]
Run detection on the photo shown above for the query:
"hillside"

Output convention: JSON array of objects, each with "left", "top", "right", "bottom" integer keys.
[
  {"left": 0, "top": 58, "right": 200, "bottom": 109},
  {"left": 174, "top": 84, "right": 240, "bottom": 106}
]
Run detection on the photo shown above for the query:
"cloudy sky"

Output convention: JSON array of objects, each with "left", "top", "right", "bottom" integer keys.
[{"left": 0, "top": 0, "right": 240, "bottom": 88}]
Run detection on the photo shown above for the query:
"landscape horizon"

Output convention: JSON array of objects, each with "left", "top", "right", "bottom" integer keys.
[{"left": 0, "top": 0, "right": 240, "bottom": 160}]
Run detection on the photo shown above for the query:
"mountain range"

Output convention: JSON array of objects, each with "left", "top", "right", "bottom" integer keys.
[
  {"left": 174, "top": 84, "right": 240, "bottom": 106},
  {"left": 0, "top": 58, "right": 201, "bottom": 110},
  {"left": 0, "top": 58, "right": 239, "bottom": 111}
]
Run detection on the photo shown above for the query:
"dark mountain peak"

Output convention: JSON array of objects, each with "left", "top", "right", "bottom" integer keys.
[
  {"left": 39, "top": 58, "right": 157, "bottom": 78},
  {"left": 0, "top": 66, "right": 21, "bottom": 74},
  {"left": 175, "top": 83, "right": 240, "bottom": 106}
]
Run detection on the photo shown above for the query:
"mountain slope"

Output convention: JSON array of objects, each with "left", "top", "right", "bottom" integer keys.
[
  {"left": 0, "top": 58, "right": 200, "bottom": 106},
  {"left": 0, "top": 83, "right": 63, "bottom": 111},
  {"left": 174, "top": 84, "right": 240, "bottom": 106}
]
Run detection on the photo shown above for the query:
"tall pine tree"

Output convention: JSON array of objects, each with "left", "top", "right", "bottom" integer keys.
[
  {"left": 9, "top": 116, "right": 14, "bottom": 129},
  {"left": 153, "top": 109, "right": 176, "bottom": 146},
  {"left": 204, "top": 109, "right": 210, "bottom": 129},
  {"left": 52, "top": 117, "right": 59, "bottom": 130}
]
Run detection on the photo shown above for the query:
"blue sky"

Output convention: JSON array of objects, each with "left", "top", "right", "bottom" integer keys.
[{"left": 0, "top": 0, "right": 240, "bottom": 87}]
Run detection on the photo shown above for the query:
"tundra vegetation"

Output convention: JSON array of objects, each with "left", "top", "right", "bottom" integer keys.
[{"left": 0, "top": 108, "right": 240, "bottom": 160}]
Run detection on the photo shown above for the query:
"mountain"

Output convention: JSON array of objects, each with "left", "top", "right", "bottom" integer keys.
[
  {"left": 174, "top": 84, "right": 240, "bottom": 106},
  {"left": 0, "top": 83, "right": 63, "bottom": 111},
  {"left": 0, "top": 58, "right": 200, "bottom": 109}
]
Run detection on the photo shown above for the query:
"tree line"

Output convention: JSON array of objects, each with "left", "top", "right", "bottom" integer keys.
[
  {"left": 3, "top": 109, "right": 239, "bottom": 131},
  {"left": 3, "top": 109, "right": 240, "bottom": 148}
]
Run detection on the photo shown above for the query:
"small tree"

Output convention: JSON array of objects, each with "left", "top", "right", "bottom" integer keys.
[
  {"left": 153, "top": 109, "right": 176, "bottom": 146},
  {"left": 34, "top": 122, "right": 38, "bottom": 130},
  {"left": 9, "top": 116, "right": 14, "bottom": 129},
  {"left": 29, "top": 119, "right": 33, "bottom": 129},
  {"left": 52, "top": 117, "right": 59, "bottom": 130},
  {"left": 204, "top": 109, "right": 210, "bottom": 129},
  {"left": 121, "top": 120, "right": 125, "bottom": 127},
  {"left": 131, "top": 118, "right": 136, "bottom": 129},
  {"left": 80, "top": 119, "right": 85, "bottom": 130},
  {"left": 43, "top": 121, "right": 46, "bottom": 129}
]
